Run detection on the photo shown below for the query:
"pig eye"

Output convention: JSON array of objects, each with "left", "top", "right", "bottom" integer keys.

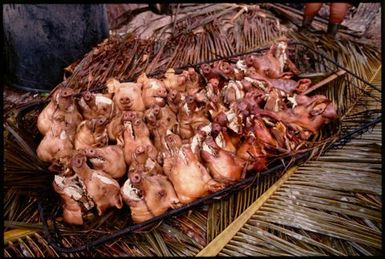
[
  {"left": 73, "top": 157, "right": 84, "bottom": 167},
  {"left": 153, "top": 107, "right": 160, "bottom": 114},
  {"left": 56, "top": 116, "right": 64, "bottom": 122},
  {"left": 97, "top": 118, "right": 105, "bottom": 125}
]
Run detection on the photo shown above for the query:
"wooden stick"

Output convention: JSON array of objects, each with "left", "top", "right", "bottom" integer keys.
[{"left": 304, "top": 69, "right": 346, "bottom": 95}]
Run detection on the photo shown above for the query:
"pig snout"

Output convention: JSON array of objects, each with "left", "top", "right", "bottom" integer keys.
[
  {"left": 157, "top": 88, "right": 168, "bottom": 97},
  {"left": 85, "top": 148, "right": 97, "bottom": 157},
  {"left": 120, "top": 96, "right": 131, "bottom": 105}
]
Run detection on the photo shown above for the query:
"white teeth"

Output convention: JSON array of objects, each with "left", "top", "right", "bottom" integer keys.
[
  {"left": 59, "top": 130, "right": 67, "bottom": 140},
  {"left": 245, "top": 77, "right": 266, "bottom": 91},
  {"left": 95, "top": 95, "right": 112, "bottom": 105},
  {"left": 215, "top": 133, "right": 225, "bottom": 148},
  {"left": 145, "top": 158, "right": 156, "bottom": 171},
  {"left": 287, "top": 94, "right": 297, "bottom": 108},
  {"left": 262, "top": 117, "right": 275, "bottom": 127},
  {"left": 54, "top": 175, "right": 83, "bottom": 201},
  {"left": 225, "top": 110, "right": 241, "bottom": 133},
  {"left": 90, "top": 158, "right": 104, "bottom": 165},
  {"left": 202, "top": 142, "right": 214, "bottom": 155},
  {"left": 182, "top": 103, "right": 190, "bottom": 114},
  {"left": 125, "top": 122, "right": 134, "bottom": 138},
  {"left": 236, "top": 60, "right": 247, "bottom": 72},
  {"left": 200, "top": 123, "right": 212, "bottom": 134},
  {"left": 155, "top": 97, "right": 164, "bottom": 102},
  {"left": 246, "top": 116, "right": 252, "bottom": 127},
  {"left": 122, "top": 179, "right": 142, "bottom": 201},
  {"left": 274, "top": 98, "right": 280, "bottom": 112},
  {"left": 67, "top": 105, "right": 75, "bottom": 112},
  {"left": 225, "top": 110, "right": 236, "bottom": 121},
  {"left": 149, "top": 80, "right": 161, "bottom": 89},
  {"left": 93, "top": 171, "right": 119, "bottom": 187},
  {"left": 190, "top": 135, "right": 200, "bottom": 154},
  {"left": 178, "top": 149, "right": 187, "bottom": 162},
  {"left": 233, "top": 81, "right": 244, "bottom": 100}
]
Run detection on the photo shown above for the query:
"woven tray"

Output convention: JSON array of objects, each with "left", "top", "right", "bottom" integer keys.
[{"left": 16, "top": 41, "right": 381, "bottom": 253}]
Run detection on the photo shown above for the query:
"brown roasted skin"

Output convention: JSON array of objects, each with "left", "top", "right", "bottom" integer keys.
[
  {"left": 295, "top": 94, "right": 337, "bottom": 121},
  {"left": 190, "top": 126, "right": 209, "bottom": 160},
  {"left": 222, "top": 80, "right": 245, "bottom": 105},
  {"left": 208, "top": 96, "right": 228, "bottom": 119},
  {"left": 129, "top": 144, "right": 161, "bottom": 175},
  {"left": 107, "top": 112, "right": 125, "bottom": 145},
  {"left": 36, "top": 40, "right": 340, "bottom": 226},
  {"left": 71, "top": 154, "right": 123, "bottom": 216},
  {"left": 166, "top": 89, "right": 182, "bottom": 114},
  {"left": 129, "top": 171, "right": 180, "bottom": 219},
  {"left": 112, "top": 81, "right": 145, "bottom": 113},
  {"left": 200, "top": 63, "right": 222, "bottom": 83},
  {"left": 145, "top": 105, "right": 177, "bottom": 150},
  {"left": 36, "top": 118, "right": 74, "bottom": 163},
  {"left": 245, "top": 39, "right": 298, "bottom": 80},
  {"left": 37, "top": 88, "right": 68, "bottom": 135},
  {"left": 200, "top": 136, "right": 245, "bottom": 185},
  {"left": 257, "top": 102, "right": 336, "bottom": 136},
  {"left": 74, "top": 117, "right": 109, "bottom": 150},
  {"left": 78, "top": 91, "right": 114, "bottom": 120},
  {"left": 53, "top": 109, "right": 83, "bottom": 141},
  {"left": 120, "top": 178, "right": 152, "bottom": 223},
  {"left": 162, "top": 133, "right": 224, "bottom": 204},
  {"left": 84, "top": 145, "right": 126, "bottom": 179},
  {"left": 251, "top": 117, "right": 278, "bottom": 149},
  {"left": 217, "top": 61, "right": 244, "bottom": 81},
  {"left": 236, "top": 135, "right": 267, "bottom": 172},
  {"left": 52, "top": 178, "right": 84, "bottom": 225},
  {"left": 37, "top": 88, "right": 82, "bottom": 136},
  {"left": 37, "top": 100, "right": 57, "bottom": 136},
  {"left": 123, "top": 113, "right": 154, "bottom": 166},
  {"left": 177, "top": 95, "right": 210, "bottom": 140},
  {"left": 184, "top": 68, "right": 202, "bottom": 95},
  {"left": 137, "top": 73, "right": 168, "bottom": 109},
  {"left": 210, "top": 123, "right": 237, "bottom": 153},
  {"left": 163, "top": 68, "right": 187, "bottom": 92},
  {"left": 264, "top": 88, "right": 287, "bottom": 112},
  {"left": 269, "top": 78, "right": 312, "bottom": 94},
  {"left": 245, "top": 53, "right": 283, "bottom": 80}
]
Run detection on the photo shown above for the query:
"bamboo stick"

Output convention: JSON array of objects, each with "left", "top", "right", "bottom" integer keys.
[
  {"left": 304, "top": 69, "right": 346, "bottom": 95},
  {"left": 196, "top": 166, "right": 298, "bottom": 256}
]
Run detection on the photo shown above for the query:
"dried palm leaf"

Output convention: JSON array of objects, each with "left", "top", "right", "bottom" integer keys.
[{"left": 3, "top": 3, "right": 381, "bottom": 257}]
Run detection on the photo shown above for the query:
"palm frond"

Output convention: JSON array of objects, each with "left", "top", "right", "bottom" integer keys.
[{"left": 3, "top": 3, "right": 381, "bottom": 257}]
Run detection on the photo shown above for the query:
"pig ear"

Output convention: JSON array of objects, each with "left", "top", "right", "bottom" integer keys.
[
  {"left": 106, "top": 78, "right": 120, "bottom": 94},
  {"left": 268, "top": 44, "right": 277, "bottom": 56},
  {"left": 115, "top": 194, "right": 123, "bottom": 209},
  {"left": 137, "top": 82, "right": 144, "bottom": 91},
  {"left": 137, "top": 73, "right": 148, "bottom": 86}
]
